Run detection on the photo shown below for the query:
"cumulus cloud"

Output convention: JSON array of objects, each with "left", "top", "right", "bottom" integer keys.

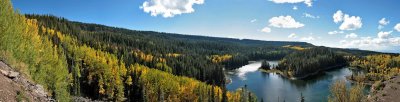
[
  {"left": 332, "top": 10, "right": 362, "bottom": 30},
  {"left": 250, "top": 19, "right": 257, "bottom": 23},
  {"left": 293, "top": 6, "right": 298, "bottom": 10},
  {"left": 328, "top": 30, "right": 344, "bottom": 35},
  {"left": 339, "top": 15, "right": 362, "bottom": 30},
  {"left": 377, "top": 31, "right": 392, "bottom": 39},
  {"left": 269, "top": 0, "right": 313, "bottom": 7},
  {"left": 333, "top": 10, "right": 343, "bottom": 23},
  {"left": 300, "top": 36, "right": 315, "bottom": 41},
  {"left": 261, "top": 27, "right": 272, "bottom": 33},
  {"left": 140, "top": 0, "right": 204, "bottom": 18},
  {"left": 379, "top": 18, "right": 390, "bottom": 25},
  {"left": 341, "top": 37, "right": 400, "bottom": 52},
  {"left": 288, "top": 33, "right": 297, "bottom": 38},
  {"left": 340, "top": 40, "right": 347, "bottom": 44},
  {"left": 268, "top": 16, "right": 304, "bottom": 28},
  {"left": 345, "top": 33, "right": 358, "bottom": 38},
  {"left": 303, "top": 13, "right": 319, "bottom": 19},
  {"left": 378, "top": 18, "right": 390, "bottom": 29},
  {"left": 341, "top": 31, "right": 400, "bottom": 52},
  {"left": 395, "top": 23, "right": 400, "bottom": 32}
]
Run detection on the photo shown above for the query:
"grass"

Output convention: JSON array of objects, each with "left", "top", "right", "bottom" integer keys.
[{"left": 16, "top": 91, "right": 29, "bottom": 102}]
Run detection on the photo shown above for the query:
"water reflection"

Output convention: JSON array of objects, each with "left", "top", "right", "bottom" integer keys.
[
  {"left": 235, "top": 62, "right": 262, "bottom": 80},
  {"left": 225, "top": 61, "right": 366, "bottom": 102}
]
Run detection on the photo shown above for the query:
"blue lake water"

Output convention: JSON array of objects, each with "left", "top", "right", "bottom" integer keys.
[{"left": 225, "top": 61, "right": 366, "bottom": 102}]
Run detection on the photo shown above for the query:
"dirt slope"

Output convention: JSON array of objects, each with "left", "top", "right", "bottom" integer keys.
[
  {"left": 368, "top": 75, "right": 400, "bottom": 102},
  {"left": 0, "top": 61, "right": 52, "bottom": 102}
]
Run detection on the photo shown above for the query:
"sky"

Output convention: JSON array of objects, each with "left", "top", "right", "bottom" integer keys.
[{"left": 11, "top": 0, "right": 400, "bottom": 53}]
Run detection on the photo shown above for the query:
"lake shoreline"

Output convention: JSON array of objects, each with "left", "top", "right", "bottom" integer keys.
[
  {"left": 226, "top": 61, "right": 363, "bottom": 102},
  {"left": 261, "top": 63, "right": 348, "bottom": 80}
]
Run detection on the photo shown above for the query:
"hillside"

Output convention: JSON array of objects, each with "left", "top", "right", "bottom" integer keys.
[
  {"left": 276, "top": 47, "right": 347, "bottom": 79},
  {"left": 1, "top": 0, "right": 258, "bottom": 101},
  {"left": 26, "top": 14, "right": 314, "bottom": 47},
  {"left": 368, "top": 75, "right": 400, "bottom": 102},
  {"left": 24, "top": 14, "right": 316, "bottom": 87},
  {"left": 0, "top": 61, "right": 51, "bottom": 102},
  {"left": 1, "top": 0, "right": 394, "bottom": 101}
]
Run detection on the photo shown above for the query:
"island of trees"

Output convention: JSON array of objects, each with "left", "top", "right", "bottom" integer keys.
[{"left": 261, "top": 61, "right": 271, "bottom": 69}]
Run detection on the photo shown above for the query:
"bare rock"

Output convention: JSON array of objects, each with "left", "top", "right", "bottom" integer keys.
[
  {"left": 0, "top": 69, "right": 19, "bottom": 79},
  {"left": 0, "top": 61, "right": 53, "bottom": 102},
  {"left": 0, "top": 69, "right": 7, "bottom": 75},
  {"left": 33, "top": 84, "right": 47, "bottom": 97},
  {"left": 73, "top": 96, "right": 104, "bottom": 102},
  {"left": 7, "top": 71, "right": 19, "bottom": 79}
]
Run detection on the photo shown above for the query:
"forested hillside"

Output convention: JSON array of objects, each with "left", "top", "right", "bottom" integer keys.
[
  {"left": 2, "top": 0, "right": 396, "bottom": 101},
  {"left": 349, "top": 55, "right": 400, "bottom": 83},
  {"left": 276, "top": 47, "right": 347, "bottom": 79},
  {"left": 0, "top": 0, "right": 258, "bottom": 101},
  {"left": 24, "top": 14, "right": 314, "bottom": 86}
]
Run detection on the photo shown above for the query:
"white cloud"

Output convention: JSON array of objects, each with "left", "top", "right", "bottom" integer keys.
[
  {"left": 394, "top": 23, "right": 400, "bottom": 32},
  {"left": 250, "top": 19, "right": 257, "bottom": 23},
  {"left": 340, "top": 30, "right": 400, "bottom": 52},
  {"left": 377, "top": 31, "right": 392, "bottom": 39},
  {"left": 378, "top": 18, "right": 390, "bottom": 30},
  {"left": 293, "top": 6, "right": 298, "bottom": 10},
  {"left": 300, "top": 36, "right": 315, "bottom": 41},
  {"left": 328, "top": 30, "right": 344, "bottom": 35},
  {"left": 379, "top": 18, "right": 390, "bottom": 25},
  {"left": 341, "top": 37, "right": 400, "bottom": 52},
  {"left": 339, "top": 15, "right": 362, "bottom": 30},
  {"left": 333, "top": 10, "right": 343, "bottom": 23},
  {"left": 269, "top": 0, "right": 313, "bottom": 7},
  {"left": 288, "top": 33, "right": 297, "bottom": 38},
  {"left": 333, "top": 10, "right": 363, "bottom": 30},
  {"left": 345, "top": 33, "right": 358, "bottom": 38},
  {"left": 261, "top": 27, "right": 272, "bottom": 33},
  {"left": 303, "top": 13, "right": 319, "bottom": 19},
  {"left": 140, "top": 0, "right": 204, "bottom": 18},
  {"left": 268, "top": 16, "right": 304, "bottom": 28},
  {"left": 340, "top": 40, "right": 347, "bottom": 44}
]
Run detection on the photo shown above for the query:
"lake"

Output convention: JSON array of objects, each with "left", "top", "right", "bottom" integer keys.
[{"left": 225, "top": 61, "right": 367, "bottom": 102}]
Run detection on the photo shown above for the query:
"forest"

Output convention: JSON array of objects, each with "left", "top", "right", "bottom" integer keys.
[
  {"left": 259, "top": 60, "right": 271, "bottom": 71},
  {"left": 2, "top": 0, "right": 399, "bottom": 101},
  {"left": 348, "top": 55, "right": 400, "bottom": 84},
  {"left": 22, "top": 14, "right": 315, "bottom": 87},
  {"left": 0, "top": 0, "right": 258, "bottom": 101},
  {"left": 276, "top": 47, "right": 347, "bottom": 79}
]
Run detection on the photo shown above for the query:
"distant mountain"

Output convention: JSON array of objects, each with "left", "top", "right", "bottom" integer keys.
[{"left": 27, "top": 15, "right": 313, "bottom": 47}]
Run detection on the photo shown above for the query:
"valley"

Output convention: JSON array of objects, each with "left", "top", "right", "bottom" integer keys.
[{"left": 1, "top": 0, "right": 400, "bottom": 102}]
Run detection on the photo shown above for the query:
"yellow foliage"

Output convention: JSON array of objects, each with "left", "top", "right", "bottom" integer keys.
[
  {"left": 130, "top": 64, "right": 228, "bottom": 102},
  {"left": 133, "top": 50, "right": 167, "bottom": 63},
  {"left": 211, "top": 54, "right": 233, "bottom": 63},
  {"left": 166, "top": 53, "right": 182, "bottom": 57},
  {"left": 350, "top": 54, "right": 400, "bottom": 81},
  {"left": 282, "top": 45, "right": 306, "bottom": 50},
  {"left": 46, "top": 28, "right": 127, "bottom": 101}
]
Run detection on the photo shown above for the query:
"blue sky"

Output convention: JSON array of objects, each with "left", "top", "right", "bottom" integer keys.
[{"left": 12, "top": 0, "right": 400, "bottom": 53}]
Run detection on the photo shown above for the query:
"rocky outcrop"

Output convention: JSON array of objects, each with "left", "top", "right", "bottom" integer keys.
[
  {"left": 0, "top": 61, "right": 53, "bottom": 102},
  {"left": 1, "top": 69, "right": 19, "bottom": 79},
  {"left": 368, "top": 76, "right": 400, "bottom": 102}
]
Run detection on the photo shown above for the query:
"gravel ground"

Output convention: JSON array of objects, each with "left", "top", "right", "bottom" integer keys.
[{"left": 368, "top": 76, "right": 400, "bottom": 102}]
